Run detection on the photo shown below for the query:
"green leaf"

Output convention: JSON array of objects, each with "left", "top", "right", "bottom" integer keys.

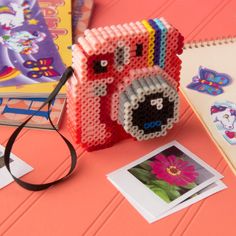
[
  {"left": 166, "top": 188, "right": 181, "bottom": 200},
  {"left": 147, "top": 185, "right": 171, "bottom": 203},
  {"left": 129, "top": 167, "right": 155, "bottom": 184},
  {"left": 139, "top": 161, "right": 152, "bottom": 171},
  {"left": 150, "top": 180, "right": 181, "bottom": 201},
  {"left": 182, "top": 182, "right": 197, "bottom": 189},
  {"left": 150, "top": 179, "right": 181, "bottom": 191}
]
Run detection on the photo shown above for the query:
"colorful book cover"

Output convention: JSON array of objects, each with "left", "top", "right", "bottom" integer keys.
[
  {"left": 0, "top": 0, "right": 65, "bottom": 88},
  {"left": 72, "top": 0, "right": 94, "bottom": 43},
  {"left": 39, "top": 0, "right": 72, "bottom": 66},
  {"left": 0, "top": 97, "right": 66, "bottom": 129},
  {"left": 0, "top": 0, "right": 72, "bottom": 97}
]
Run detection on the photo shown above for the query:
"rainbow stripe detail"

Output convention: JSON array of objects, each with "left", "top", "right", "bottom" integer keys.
[
  {"left": 142, "top": 19, "right": 175, "bottom": 68},
  {"left": 141, "top": 20, "right": 155, "bottom": 67},
  {"left": 153, "top": 18, "right": 167, "bottom": 68},
  {"left": 0, "top": 6, "right": 14, "bottom": 15},
  {"left": 0, "top": 66, "right": 21, "bottom": 82},
  {"left": 140, "top": 18, "right": 183, "bottom": 82}
]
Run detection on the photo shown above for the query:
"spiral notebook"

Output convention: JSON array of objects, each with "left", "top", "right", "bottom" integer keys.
[{"left": 180, "top": 37, "right": 236, "bottom": 174}]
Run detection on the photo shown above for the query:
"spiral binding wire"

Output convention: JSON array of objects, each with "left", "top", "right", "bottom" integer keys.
[{"left": 184, "top": 36, "right": 236, "bottom": 49}]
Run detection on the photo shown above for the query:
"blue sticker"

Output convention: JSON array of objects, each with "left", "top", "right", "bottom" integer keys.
[{"left": 187, "top": 66, "right": 231, "bottom": 96}]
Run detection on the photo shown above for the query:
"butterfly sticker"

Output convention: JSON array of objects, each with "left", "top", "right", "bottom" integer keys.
[
  {"left": 23, "top": 57, "right": 60, "bottom": 79},
  {"left": 187, "top": 67, "right": 231, "bottom": 96}
]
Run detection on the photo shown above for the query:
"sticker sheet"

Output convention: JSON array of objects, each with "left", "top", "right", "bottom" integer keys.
[{"left": 180, "top": 40, "right": 236, "bottom": 173}]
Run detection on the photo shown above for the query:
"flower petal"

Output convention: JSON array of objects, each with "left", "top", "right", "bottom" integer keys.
[{"left": 149, "top": 154, "right": 199, "bottom": 187}]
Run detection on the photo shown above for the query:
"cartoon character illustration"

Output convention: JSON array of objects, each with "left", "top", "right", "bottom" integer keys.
[
  {"left": 0, "top": 66, "right": 20, "bottom": 82},
  {"left": 23, "top": 58, "right": 60, "bottom": 78},
  {"left": 0, "top": 0, "right": 31, "bottom": 30},
  {"left": 0, "top": 31, "right": 46, "bottom": 54},
  {"left": 211, "top": 101, "right": 236, "bottom": 144},
  {"left": 187, "top": 67, "right": 231, "bottom": 96}
]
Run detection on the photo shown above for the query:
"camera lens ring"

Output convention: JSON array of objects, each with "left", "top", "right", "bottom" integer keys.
[{"left": 118, "top": 75, "right": 179, "bottom": 140}]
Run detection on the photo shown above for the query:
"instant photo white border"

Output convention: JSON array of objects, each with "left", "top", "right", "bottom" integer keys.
[
  {"left": 113, "top": 180, "right": 226, "bottom": 223},
  {"left": 107, "top": 141, "right": 223, "bottom": 218},
  {"left": 0, "top": 145, "right": 33, "bottom": 189},
  {"left": 108, "top": 177, "right": 157, "bottom": 222}
]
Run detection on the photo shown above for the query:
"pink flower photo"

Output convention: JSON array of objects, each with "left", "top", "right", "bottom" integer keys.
[
  {"left": 150, "top": 154, "right": 199, "bottom": 186},
  {"left": 128, "top": 145, "right": 214, "bottom": 203}
]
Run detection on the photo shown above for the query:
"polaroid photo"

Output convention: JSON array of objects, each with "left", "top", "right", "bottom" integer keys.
[
  {"left": 0, "top": 145, "right": 33, "bottom": 189},
  {"left": 110, "top": 179, "right": 226, "bottom": 223},
  {"left": 107, "top": 141, "right": 224, "bottom": 219}
]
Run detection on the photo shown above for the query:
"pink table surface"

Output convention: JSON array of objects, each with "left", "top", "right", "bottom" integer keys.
[{"left": 1, "top": 0, "right": 236, "bottom": 235}]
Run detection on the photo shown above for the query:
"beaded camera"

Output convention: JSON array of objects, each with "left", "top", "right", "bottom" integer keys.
[{"left": 67, "top": 18, "right": 184, "bottom": 151}]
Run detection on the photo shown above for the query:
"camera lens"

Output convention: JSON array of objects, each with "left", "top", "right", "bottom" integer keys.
[{"left": 118, "top": 76, "right": 179, "bottom": 140}]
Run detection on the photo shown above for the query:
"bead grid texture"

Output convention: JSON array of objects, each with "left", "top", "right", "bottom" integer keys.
[{"left": 67, "top": 18, "right": 184, "bottom": 151}]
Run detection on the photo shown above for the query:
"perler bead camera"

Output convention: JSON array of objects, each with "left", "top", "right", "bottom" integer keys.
[{"left": 67, "top": 18, "right": 184, "bottom": 151}]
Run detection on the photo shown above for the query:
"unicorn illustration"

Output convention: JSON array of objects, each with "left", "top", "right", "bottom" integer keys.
[
  {"left": 0, "top": 0, "right": 30, "bottom": 30},
  {"left": 211, "top": 105, "right": 236, "bottom": 130},
  {"left": 211, "top": 102, "right": 236, "bottom": 144},
  {"left": 0, "top": 31, "right": 46, "bottom": 54}
]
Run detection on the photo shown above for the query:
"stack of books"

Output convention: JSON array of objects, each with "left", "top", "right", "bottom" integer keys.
[{"left": 0, "top": 0, "right": 93, "bottom": 129}]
